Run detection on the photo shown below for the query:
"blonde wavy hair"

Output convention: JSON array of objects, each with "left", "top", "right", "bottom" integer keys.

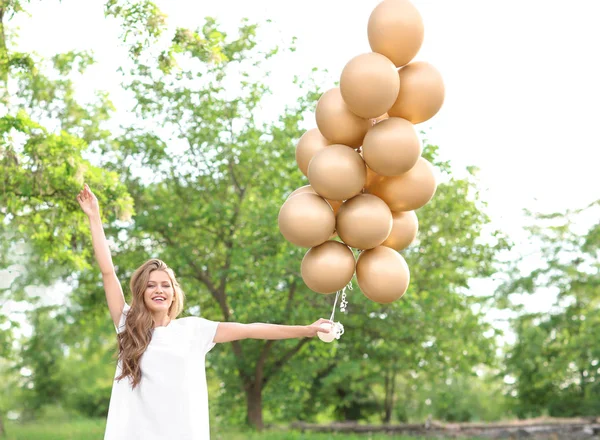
[{"left": 115, "top": 259, "right": 185, "bottom": 389}]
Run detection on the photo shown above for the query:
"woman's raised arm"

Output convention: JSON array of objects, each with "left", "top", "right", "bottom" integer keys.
[{"left": 77, "top": 184, "right": 125, "bottom": 329}]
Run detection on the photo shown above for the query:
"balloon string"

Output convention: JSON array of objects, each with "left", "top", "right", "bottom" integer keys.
[
  {"left": 329, "top": 290, "right": 340, "bottom": 322},
  {"left": 329, "top": 280, "right": 352, "bottom": 322}
]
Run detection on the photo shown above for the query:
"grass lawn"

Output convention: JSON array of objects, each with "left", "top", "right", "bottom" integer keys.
[
  {"left": 212, "top": 429, "right": 448, "bottom": 440},
  {"left": 4, "top": 419, "right": 106, "bottom": 440},
  {"left": 5, "top": 419, "right": 480, "bottom": 439}
]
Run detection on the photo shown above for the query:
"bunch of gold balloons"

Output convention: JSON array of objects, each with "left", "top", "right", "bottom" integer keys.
[{"left": 278, "top": 0, "right": 445, "bottom": 305}]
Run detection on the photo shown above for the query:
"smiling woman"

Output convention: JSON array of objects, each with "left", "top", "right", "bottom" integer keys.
[
  {"left": 76, "top": 184, "right": 333, "bottom": 440},
  {"left": 146, "top": 272, "right": 173, "bottom": 309},
  {"left": 139, "top": 265, "right": 181, "bottom": 328}
]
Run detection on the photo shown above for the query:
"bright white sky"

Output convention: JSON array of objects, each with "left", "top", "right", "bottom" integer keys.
[{"left": 4, "top": 0, "right": 600, "bottom": 339}]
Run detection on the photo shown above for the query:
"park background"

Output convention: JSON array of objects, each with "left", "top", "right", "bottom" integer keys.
[{"left": 1, "top": 0, "right": 599, "bottom": 438}]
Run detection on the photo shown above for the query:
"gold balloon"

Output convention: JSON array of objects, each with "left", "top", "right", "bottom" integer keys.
[
  {"left": 328, "top": 199, "right": 343, "bottom": 216},
  {"left": 288, "top": 185, "right": 342, "bottom": 216},
  {"left": 362, "top": 117, "right": 421, "bottom": 176},
  {"left": 368, "top": 157, "right": 437, "bottom": 212},
  {"left": 301, "top": 241, "right": 356, "bottom": 294},
  {"left": 356, "top": 246, "right": 410, "bottom": 303},
  {"left": 360, "top": 150, "right": 384, "bottom": 188},
  {"left": 381, "top": 210, "right": 418, "bottom": 251},
  {"left": 308, "top": 145, "right": 366, "bottom": 201},
  {"left": 368, "top": 0, "right": 424, "bottom": 67},
  {"left": 388, "top": 61, "right": 445, "bottom": 124},
  {"left": 340, "top": 52, "right": 400, "bottom": 119},
  {"left": 315, "top": 88, "right": 371, "bottom": 148},
  {"left": 288, "top": 185, "right": 315, "bottom": 198},
  {"left": 337, "top": 194, "right": 393, "bottom": 250},
  {"left": 295, "top": 128, "right": 330, "bottom": 177},
  {"left": 278, "top": 192, "right": 335, "bottom": 248},
  {"left": 365, "top": 165, "right": 384, "bottom": 189}
]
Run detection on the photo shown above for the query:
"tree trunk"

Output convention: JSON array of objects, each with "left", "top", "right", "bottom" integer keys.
[
  {"left": 246, "top": 382, "right": 263, "bottom": 430},
  {"left": 390, "top": 369, "right": 396, "bottom": 419},
  {"left": 0, "top": 411, "right": 6, "bottom": 437},
  {"left": 383, "top": 362, "right": 397, "bottom": 424},
  {"left": 580, "top": 369, "right": 586, "bottom": 398},
  {"left": 384, "top": 369, "right": 392, "bottom": 423}
]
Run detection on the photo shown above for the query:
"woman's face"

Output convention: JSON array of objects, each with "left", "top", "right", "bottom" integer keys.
[{"left": 144, "top": 270, "right": 175, "bottom": 313}]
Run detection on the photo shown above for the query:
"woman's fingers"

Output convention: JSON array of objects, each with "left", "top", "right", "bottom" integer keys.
[
  {"left": 84, "top": 185, "right": 95, "bottom": 200},
  {"left": 77, "top": 187, "right": 89, "bottom": 203}
]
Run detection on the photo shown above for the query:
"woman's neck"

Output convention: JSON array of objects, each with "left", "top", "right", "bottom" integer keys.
[{"left": 152, "top": 313, "right": 171, "bottom": 328}]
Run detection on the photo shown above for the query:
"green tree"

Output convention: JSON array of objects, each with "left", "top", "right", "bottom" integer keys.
[
  {"left": 397, "top": 366, "right": 509, "bottom": 422},
  {"left": 295, "top": 149, "right": 507, "bottom": 423},
  {"left": 503, "top": 202, "right": 600, "bottom": 417},
  {"left": 82, "top": 12, "right": 333, "bottom": 428},
  {"left": 0, "top": 0, "right": 132, "bottom": 293},
  {"left": 95, "top": 6, "right": 510, "bottom": 425},
  {"left": 1, "top": 0, "right": 328, "bottom": 428},
  {"left": 16, "top": 306, "right": 66, "bottom": 419},
  {"left": 2, "top": 0, "right": 514, "bottom": 431},
  {"left": 59, "top": 316, "right": 118, "bottom": 418},
  {"left": 0, "top": 0, "right": 131, "bottom": 425}
]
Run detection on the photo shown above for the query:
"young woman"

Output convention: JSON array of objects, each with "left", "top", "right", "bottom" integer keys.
[{"left": 76, "top": 184, "right": 332, "bottom": 440}]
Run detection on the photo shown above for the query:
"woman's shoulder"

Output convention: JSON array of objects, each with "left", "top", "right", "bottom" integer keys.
[
  {"left": 174, "top": 316, "right": 209, "bottom": 327},
  {"left": 177, "top": 316, "right": 216, "bottom": 325},
  {"left": 176, "top": 316, "right": 219, "bottom": 334},
  {"left": 175, "top": 316, "right": 197, "bottom": 325}
]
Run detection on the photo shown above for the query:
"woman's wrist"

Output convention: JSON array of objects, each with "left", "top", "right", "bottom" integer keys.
[
  {"left": 302, "top": 325, "right": 313, "bottom": 338},
  {"left": 87, "top": 212, "right": 101, "bottom": 222}
]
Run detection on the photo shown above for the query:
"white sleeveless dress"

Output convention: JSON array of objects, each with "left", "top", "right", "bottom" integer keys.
[{"left": 104, "top": 303, "right": 220, "bottom": 439}]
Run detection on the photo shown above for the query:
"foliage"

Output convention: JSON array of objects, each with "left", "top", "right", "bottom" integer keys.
[
  {"left": 503, "top": 202, "right": 600, "bottom": 417},
  {"left": 0, "top": 2, "right": 133, "bottom": 295},
  {"left": 407, "top": 368, "right": 510, "bottom": 422},
  {"left": 16, "top": 306, "right": 67, "bottom": 419},
  {"left": 96, "top": 15, "right": 335, "bottom": 428},
  {"left": 3, "top": 412, "right": 483, "bottom": 440},
  {"left": 0, "top": 0, "right": 131, "bottom": 421},
  {"left": 295, "top": 148, "right": 508, "bottom": 423},
  {"left": 2, "top": 0, "right": 512, "bottom": 429}
]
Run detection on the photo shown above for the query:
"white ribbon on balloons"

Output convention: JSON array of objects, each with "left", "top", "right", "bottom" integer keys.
[{"left": 327, "top": 280, "right": 353, "bottom": 339}]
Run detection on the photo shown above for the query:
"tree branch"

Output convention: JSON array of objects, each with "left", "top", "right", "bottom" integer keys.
[
  {"left": 162, "top": 244, "right": 252, "bottom": 386},
  {"left": 217, "top": 181, "right": 246, "bottom": 297},
  {"left": 253, "top": 281, "right": 297, "bottom": 388},
  {"left": 155, "top": 226, "right": 221, "bottom": 303},
  {"left": 263, "top": 337, "right": 311, "bottom": 386},
  {"left": 228, "top": 159, "right": 243, "bottom": 197},
  {"left": 230, "top": 340, "right": 252, "bottom": 385},
  {"left": 282, "top": 280, "right": 297, "bottom": 321},
  {"left": 255, "top": 339, "right": 275, "bottom": 388}
]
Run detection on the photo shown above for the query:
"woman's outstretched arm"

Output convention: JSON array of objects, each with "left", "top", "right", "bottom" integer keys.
[
  {"left": 77, "top": 184, "right": 125, "bottom": 328},
  {"left": 213, "top": 318, "right": 333, "bottom": 343}
]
